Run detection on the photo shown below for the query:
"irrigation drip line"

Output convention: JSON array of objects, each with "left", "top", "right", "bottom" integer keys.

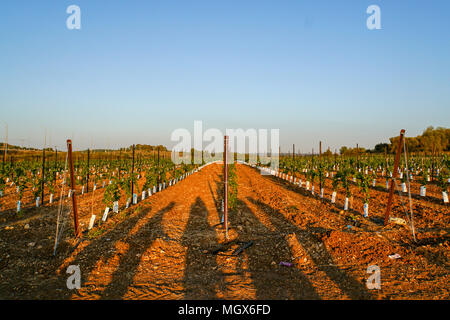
[{"left": 209, "top": 240, "right": 254, "bottom": 256}]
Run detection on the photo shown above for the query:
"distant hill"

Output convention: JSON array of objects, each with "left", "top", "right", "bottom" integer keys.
[
  {"left": 0, "top": 143, "right": 39, "bottom": 151},
  {"left": 123, "top": 144, "right": 168, "bottom": 152}
]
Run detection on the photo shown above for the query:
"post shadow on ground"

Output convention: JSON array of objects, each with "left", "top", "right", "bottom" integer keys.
[
  {"left": 34, "top": 204, "right": 154, "bottom": 299},
  {"left": 207, "top": 180, "right": 222, "bottom": 222},
  {"left": 181, "top": 196, "right": 224, "bottom": 299},
  {"left": 212, "top": 174, "right": 321, "bottom": 299},
  {"left": 246, "top": 196, "right": 374, "bottom": 300},
  {"left": 99, "top": 202, "right": 174, "bottom": 299},
  {"left": 234, "top": 199, "right": 322, "bottom": 299}
]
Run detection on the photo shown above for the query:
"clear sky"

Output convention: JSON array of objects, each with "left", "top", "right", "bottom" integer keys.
[{"left": 1, "top": 0, "right": 449, "bottom": 152}]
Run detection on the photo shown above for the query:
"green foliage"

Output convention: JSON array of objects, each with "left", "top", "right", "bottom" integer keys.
[
  {"left": 337, "top": 166, "right": 353, "bottom": 198},
  {"left": 31, "top": 175, "right": 42, "bottom": 199},
  {"left": 331, "top": 173, "right": 340, "bottom": 191},
  {"left": 419, "top": 169, "right": 428, "bottom": 187},
  {"left": 0, "top": 173, "right": 6, "bottom": 194},
  {"left": 143, "top": 169, "right": 157, "bottom": 191},
  {"left": 13, "top": 166, "right": 28, "bottom": 201},
  {"left": 308, "top": 168, "right": 317, "bottom": 183},
  {"left": 317, "top": 163, "right": 325, "bottom": 187},
  {"left": 103, "top": 178, "right": 121, "bottom": 208},
  {"left": 356, "top": 172, "right": 371, "bottom": 204},
  {"left": 437, "top": 167, "right": 449, "bottom": 192},
  {"left": 228, "top": 163, "right": 238, "bottom": 211}
]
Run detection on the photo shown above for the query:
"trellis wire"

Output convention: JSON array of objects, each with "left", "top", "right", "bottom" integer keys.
[{"left": 53, "top": 152, "right": 69, "bottom": 255}]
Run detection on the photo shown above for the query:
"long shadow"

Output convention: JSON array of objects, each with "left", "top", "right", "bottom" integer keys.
[
  {"left": 247, "top": 196, "right": 374, "bottom": 300},
  {"left": 236, "top": 199, "right": 322, "bottom": 299},
  {"left": 212, "top": 177, "right": 321, "bottom": 299},
  {"left": 181, "top": 197, "right": 221, "bottom": 299},
  {"left": 99, "top": 202, "right": 174, "bottom": 299},
  {"left": 30, "top": 203, "right": 154, "bottom": 299},
  {"left": 207, "top": 180, "right": 222, "bottom": 222}
]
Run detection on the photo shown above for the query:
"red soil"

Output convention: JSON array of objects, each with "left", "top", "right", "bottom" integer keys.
[{"left": 0, "top": 163, "right": 448, "bottom": 299}]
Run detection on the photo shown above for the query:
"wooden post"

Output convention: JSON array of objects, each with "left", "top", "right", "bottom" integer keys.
[
  {"left": 319, "top": 142, "right": 322, "bottom": 191},
  {"left": 119, "top": 149, "right": 122, "bottom": 179},
  {"left": 1, "top": 142, "right": 4, "bottom": 170},
  {"left": 41, "top": 148, "right": 45, "bottom": 206},
  {"left": 54, "top": 147, "right": 57, "bottom": 181},
  {"left": 431, "top": 144, "right": 435, "bottom": 182},
  {"left": 421, "top": 152, "right": 423, "bottom": 169},
  {"left": 3, "top": 124, "right": 7, "bottom": 171},
  {"left": 86, "top": 149, "right": 90, "bottom": 193},
  {"left": 157, "top": 148, "right": 160, "bottom": 185},
  {"left": 356, "top": 143, "right": 359, "bottom": 168},
  {"left": 67, "top": 140, "right": 80, "bottom": 237},
  {"left": 384, "top": 129, "right": 405, "bottom": 225},
  {"left": 131, "top": 144, "right": 135, "bottom": 196},
  {"left": 224, "top": 135, "right": 229, "bottom": 240}
]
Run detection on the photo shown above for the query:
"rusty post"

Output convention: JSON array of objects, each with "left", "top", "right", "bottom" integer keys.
[
  {"left": 3, "top": 124, "right": 7, "bottom": 171},
  {"left": 157, "top": 148, "right": 160, "bottom": 185},
  {"left": 2, "top": 141, "right": 4, "bottom": 170},
  {"left": 131, "top": 144, "right": 135, "bottom": 197},
  {"left": 67, "top": 140, "right": 80, "bottom": 237},
  {"left": 431, "top": 144, "right": 435, "bottom": 182},
  {"left": 384, "top": 129, "right": 405, "bottom": 225},
  {"left": 319, "top": 142, "right": 322, "bottom": 191},
  {"left": 119, "top": 149, "right": 122, "bottom": 179},
  {"left": 86, "top": 148, "right": 90, "bottom": 193},
  {"left": 41, "top": 148, "right": 45, "bottom": 206},
  {"left": 224, "top": 135, "right": 229, "bottom": 239},
  {"left": 356, "top": 143, "right": 359, "bottom": 168},
  {"left": 54, "top": 147, "right": 57, "bottom": 181}
]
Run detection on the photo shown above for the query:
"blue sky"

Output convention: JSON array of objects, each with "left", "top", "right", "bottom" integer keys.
[{"left": 0, "top": 0, "right": 449, "bottom": 152}]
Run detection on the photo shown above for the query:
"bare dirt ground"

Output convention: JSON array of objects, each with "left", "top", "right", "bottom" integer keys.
[{"left": 0, "top": 163, "right": 448, "bottom": 299}]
